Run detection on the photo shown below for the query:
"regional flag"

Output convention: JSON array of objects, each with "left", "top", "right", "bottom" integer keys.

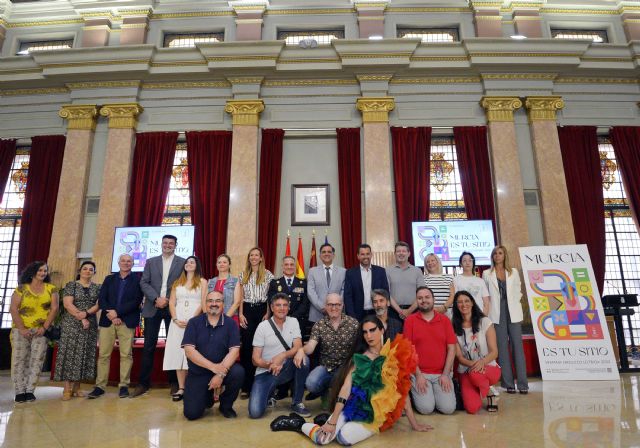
[
  {"left": 285, "top": 232, "right": 291, "bottom": 257},
  {"left": 309, "top": 233, "right": 317, "bottom": 269}
]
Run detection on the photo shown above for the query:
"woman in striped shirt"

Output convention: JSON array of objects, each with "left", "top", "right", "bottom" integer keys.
[
  {"left": 238, "top": 247, "right": 274, "bottom": 396},
  {"left": 423, "top": 253, "right": 454, "bottom": 314}
]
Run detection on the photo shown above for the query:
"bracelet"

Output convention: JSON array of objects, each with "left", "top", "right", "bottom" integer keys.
[
  {"left": 336, "top": 397, "right": 347, "bottom": 405},
  {"left": 172, "top": 318, "right": 178, "bottom": 323}
]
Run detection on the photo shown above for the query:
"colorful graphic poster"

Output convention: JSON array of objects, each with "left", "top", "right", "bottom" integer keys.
[{"left": 519, "top": 245, "right": 619, "bottom": 381}]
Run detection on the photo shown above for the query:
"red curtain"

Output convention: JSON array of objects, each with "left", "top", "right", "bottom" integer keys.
[
  {"left": 18, "top": 135, "right": 66, "bottom": 272},
  {"left": 391, "top": 127, "right": 432, "bottom": 264},
  {"left": 0, "top": 139, "right": 17, "bottom": 204},
  {"left": 454, "top": 126, "right": 497, "bottom": 235},
  {"left": 186, "top": 131, "right": 233, "bottom": 278},
  {"left": 337, "top": 128, "right": 362, "bottom": 269},
  {"left": 610, "top": 127, "right": 640, "bottom": 231},
  {"left": 126, "top": 132, "right": 179, "bottom": 226},
  {"left": 257, "top": 129, "right": 284, "bottom": 272},
  {"left": 558, "top": 126, "right": 605, "bottom": 294}
]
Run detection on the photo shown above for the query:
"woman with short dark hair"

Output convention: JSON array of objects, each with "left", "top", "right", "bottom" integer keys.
[{"left": 10, "top": 261, "right": 59, "bottom": 403}]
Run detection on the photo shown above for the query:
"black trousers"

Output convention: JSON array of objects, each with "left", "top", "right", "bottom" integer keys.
[
  {"left": 240, "top": 302, "right": 267, "bottom": 393},
  {"left": 139, "top": 307, "right": 177, "bottom": 388},
  {"left": 183, "top": 364, "right": 245, "bottom": 421}
]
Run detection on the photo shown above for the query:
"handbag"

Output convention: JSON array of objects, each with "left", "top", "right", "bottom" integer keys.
[{"left": 44, "top": 325, "right": 62, "bottom": 341}]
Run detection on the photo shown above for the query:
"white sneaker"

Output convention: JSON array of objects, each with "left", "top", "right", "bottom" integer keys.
[{"left": 489, "top": 386, "right": 499, "bottom": 397}]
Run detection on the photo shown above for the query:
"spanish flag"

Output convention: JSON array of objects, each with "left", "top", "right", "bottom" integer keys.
[{"left": 296, "top": 234, "right": 305, "bottom": 279}]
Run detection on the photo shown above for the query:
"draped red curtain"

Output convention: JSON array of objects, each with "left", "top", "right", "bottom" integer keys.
[
  {"left": 558, "top": 126, "right": 605, "bottom": 294},
  {"left": 0, "top": 139, "right": 17, "bottom": 204},
  {"left": 337, "top": 128, "right": 362, "bottom": 269},
  {"left": 186, "top": 131, "right": 233, "bottom": 278},
  {"left": 257, "top": 129, "right": 284, "bottom": 272},
  {"left": 454, "top": 126, "right": 497, "bottom": 237},
  {"left": 610, "top": 127, "right": 640, "bottom": 232},
  {"left": 391, "top": 127, "right": 432, "bottom": 265},
  {"left": 126, "top": 132, "right": 179, "bottom": 226},
  {"left": 18, "top": 135, "right": 66, "bottom": 272}
]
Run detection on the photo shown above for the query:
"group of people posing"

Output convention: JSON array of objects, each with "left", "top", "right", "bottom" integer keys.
[{"left": 10, "top": 235, "right": 528, "bottom": 445}]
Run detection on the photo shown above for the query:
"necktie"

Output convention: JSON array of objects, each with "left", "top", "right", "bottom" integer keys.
[
  {"left": 287, "top": 278, "right": 292, "bottom": 288},
  {"left": 325, "top": 267, "right": 331, "bottom": 288}
]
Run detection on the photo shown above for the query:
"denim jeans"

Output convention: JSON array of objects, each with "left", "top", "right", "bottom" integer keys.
[
  {"left": 305, "top": 365, "right": 335, "bottom": 395},
  {"left": 248, "top": 357, "right": 309, "bottom": 418}
]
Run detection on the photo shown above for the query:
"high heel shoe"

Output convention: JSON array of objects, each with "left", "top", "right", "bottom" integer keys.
[
  {"left": 62, "top": 388, "right": 73, "bottom": 401},
  {"left": 72, "top": 383, "right": 85, "bottom": 398},
  {"left": 172, "top": 388, "right": 184, "bottom": 402},
  {"left": 487, "top": 395, "right": 498, "bottom": 413}
]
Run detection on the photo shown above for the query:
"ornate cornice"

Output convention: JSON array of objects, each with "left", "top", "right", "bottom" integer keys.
[
  {"left": 524, "top": 96, "right": 564, "bottom": 122},
  {"left": 356, "top": 74, "right": 393, "bottom": 82},
  {"left": 59, "top": 104, "right": 99, "bottom": 131},
  {"left": 66, "top": 80, "right": 141, "bottom": 90},
  {"left": 1, "top": 87, "right": 68, "bottom": 96},
  {"left": 480, "top": 96, "right": 522, "bottom": 122},
  {"left": 99, "top": 103, "right": 143, "bottom": 129},
  {"left": 224, "top": 100, "right": 264, "bottom": 126},
  {"left": 356, "top": 97, "right": 395, "bottom": 123},
  {"left": 143, "top": 81, "right": 231, "bottom": 89}
]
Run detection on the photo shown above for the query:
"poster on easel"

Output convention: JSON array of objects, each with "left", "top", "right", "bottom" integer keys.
[{"left": 519, "top": 245, "right": 619, "bottom": 381}]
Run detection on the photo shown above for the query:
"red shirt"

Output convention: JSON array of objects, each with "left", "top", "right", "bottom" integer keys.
[{"left": 404, "top": 311, "right": 457, "bottom": 374}]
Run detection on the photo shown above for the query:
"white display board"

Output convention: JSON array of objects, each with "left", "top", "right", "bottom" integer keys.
[
  {"left": 519, "top": 245, "right": 619, "bottom": 380},
  {"left": 411, "top": 220, "right": 495, "bottom": 266},
  {"left": 111, "top": 225, "right": 195, "bottom": 272}
]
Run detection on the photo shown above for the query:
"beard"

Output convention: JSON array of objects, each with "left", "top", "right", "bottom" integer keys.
[
  {"left": 418, "top": 303, "right": 434, "bottom": 313},
  {"left": 374, "top": 308, "right": 386, "bottom": 317}
]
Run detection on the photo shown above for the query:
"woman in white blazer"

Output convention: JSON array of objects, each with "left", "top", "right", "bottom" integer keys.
[{"left": 482, "top": 245, "right": 528, "bottom": 394}]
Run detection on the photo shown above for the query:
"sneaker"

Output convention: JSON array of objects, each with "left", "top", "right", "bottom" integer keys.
[
  {"left": 290, "top": 402, "right": 311, "bottom": 418},
  {"left": 267, "top": 397, "right": 277, "bottom": 408},
  {"left": 489, "top": 386, "right": 499, "bottom": 397},
  {"left": 87, "top": 387, "right": 105, "bottom": 399},
  {"left": 119, "top": 387, "right": 129, "bottom": 398},
  {"left": 129, "top": 385, "right": 149, "bottom": 398},
  {"left": 24, "top": 393, "right": 36, "bottom": 402},
  {"left": 15, "top": 393, "right": 26, "bottom": 403}
]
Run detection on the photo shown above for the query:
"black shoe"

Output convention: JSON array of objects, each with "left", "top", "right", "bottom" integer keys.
[
  {"left": 519, "top": 389, "right": 529, "bottom": 395},
  {"left": 220, "top": 408, "right": 238, "bottom": 419},
  {"left": 506, "top": 388, "right": 517, "bottom": 394},
  {"left": 270, "top": 412, "right": 306, "bottom": 432},
  {"left": 119, "top": 387, "right": 129, "bottom": 398},
  {"left": 15, "top": 393, "right": 26, "bottom": 403},
  {"left": 172, "top": 389, "right": 184, "bottom": 402},
  {"left": 88, "top": 387, "right": 105, "bottom": 399},
  {"left": 487, "top": 395, "right": 499, "bottom": 413},
  {"left": 305, "top": 391, "right": 321, "bottom": 401},
  {"left": 272, "top": 388, "right": 289, "bottom": 401},
  {"left": 313, "top": 413, "right": 331, "bottom": 426},
  {"left": 130, "top": 385, "right": 149, "bottom": 398},
  {"left": 24, "top": 393, "right": 36, "bottom": 402}
]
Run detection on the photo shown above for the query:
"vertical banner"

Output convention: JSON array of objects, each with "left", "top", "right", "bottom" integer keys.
[{"left": 519, "top": 245, "right": 619, "bottom": 380}]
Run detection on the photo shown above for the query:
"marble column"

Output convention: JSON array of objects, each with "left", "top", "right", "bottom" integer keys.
[
  {"left": 80, "top": 18, "right": 111, "bottom": 47},
  {"left": 48, "top": 105, "right": 99, "bottom": 283},
  {"left": 92, "top": 103, "right": 143, "bottom": 280},
  {"left": 230, "top": 1, "right": 266, "bottom": 41},
  {"left": 0, "top": 22, "right": 6, "bottom": 51},
  {"left": 120, "top": 12, "right": 150, "bottom": 45},
  {"left": 525, "top": 96, "right": 575, "bottom": 245},
  {"left": 354, "top": 0, "right": 388, "bottom": 39},
  {"left": 513, "top": 9, "right": 543, "bottom": 38},
  {"left": 224, "top": 100, "right": 264, "bottom": 274},
  {"left": 621, "top": 11, "right": 640, "bottom": 41},
  {"left": 480, "top": 97, "right": 530, "bottom": 256},
  {"left": 356, "top": 97, "right": 395, "bottom": 266},
  {"left": 470, "top": 2, "right": 503, "bottom": 37}
]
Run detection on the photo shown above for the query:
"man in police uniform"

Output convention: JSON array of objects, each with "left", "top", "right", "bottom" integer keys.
[{"left": 268, "top": 256, "right": 309, "bottom": 340}]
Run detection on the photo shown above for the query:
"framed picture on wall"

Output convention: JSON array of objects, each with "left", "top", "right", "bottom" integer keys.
[{"left": 291, "top": 184, "right": 330, "bottom": 226}]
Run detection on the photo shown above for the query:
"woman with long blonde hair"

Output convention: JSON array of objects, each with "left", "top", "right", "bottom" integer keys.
[
  {"left": 163, "top": 256, "right": 206, "bottom": 401},
  {"left": 237, "top": 247, "right": 274, "bottom": 397},
  {"left": 482, "top": 245, "right": 528, "bottom": 394}
]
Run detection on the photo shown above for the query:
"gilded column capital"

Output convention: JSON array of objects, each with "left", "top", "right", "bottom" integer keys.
[
  {"left": 99, "top": 103, "right": 144, "bottom": 129},
  {"left": 480, "top": 96, "right": 522, "bottom": 122},
  {"left": 356, "top": 97, "right": 395, "bottom": 123},
  {"left": 59, "top": 104, "right": 99, "bottom": 130},
  {"left": 524, "top": 96, "right": 564, "bottom": 123},
  {"left": 225, "top": 100, "right": 264, "bottom": 126}
]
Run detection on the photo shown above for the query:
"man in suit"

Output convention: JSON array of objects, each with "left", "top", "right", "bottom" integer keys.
[
  {"left": 307, "top": 243, "right": 346, "bottom": 325},
  {"left": 344, "top": 244, "right": 389, "bottom": 321},
  {"left": 131, "top": 234, "right": 186, "bottom": 397},
  {"left": 268, "top": 256, "right": 309, "bottom": 339},
  {"left": 88, "top": 254, "right": 143, "bottom": 399}
]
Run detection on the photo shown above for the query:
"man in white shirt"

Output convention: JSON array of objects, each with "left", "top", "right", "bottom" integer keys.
[{"left": 248, "top": 293, "right": 310, "bottom": 419}]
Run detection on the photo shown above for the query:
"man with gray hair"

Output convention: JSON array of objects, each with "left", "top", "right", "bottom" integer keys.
[
  {"left": 372, "top": 289, "right": 404, "bottom": 340},
  {"left": 295, "top": 293, "right": 359, "bottom": 402},
  {"left": 88, "top": 254, "right": 143, "bottom": 399}
]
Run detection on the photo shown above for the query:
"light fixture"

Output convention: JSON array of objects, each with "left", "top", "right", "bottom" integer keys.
[
  {"left": 369, "top": 35, "right": 383, "bottom": 40},
  {"left": 510, "top": 35, "right": 527, "bottom": 40}
]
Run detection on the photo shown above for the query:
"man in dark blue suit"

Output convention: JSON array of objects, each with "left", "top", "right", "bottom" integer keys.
[
  {"left": 88, "top": 254, "right": 143, "bottom": 399},
  {"left": 343, "top": 244, "right": 389, "bottom": 321}
]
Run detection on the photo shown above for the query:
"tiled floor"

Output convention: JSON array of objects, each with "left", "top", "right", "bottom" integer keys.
[{"left": 1, "top": 372, "right": 639, "bottom": 447}]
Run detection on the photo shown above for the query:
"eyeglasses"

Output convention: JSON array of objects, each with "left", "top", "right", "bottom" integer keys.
[{"left": 326, "top": 303, "right": 343, "bottom": 308}]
